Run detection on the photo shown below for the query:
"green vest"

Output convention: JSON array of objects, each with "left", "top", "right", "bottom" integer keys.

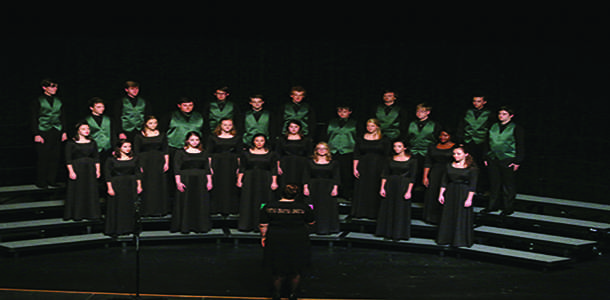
[
  {"left": 375, "top": 105, "right": 400, "bottom": 139},
  {"left": 282, "top": 103, "right": 311, "bottom": 135},
  {"left": 120, "top": 97, "right": 146, "bottom": 132},
  {"left": 208, "top": 101, "right": 235, "bottom": 132},
  {"left": 407, "top": 120, "right": 436, "bottom": 156},
  {"left": 38, "top": 97, "right": 63, "bottom": 131},
  {"left": 488, "top": 122, "right": 516, "bottom": 160},
  {"left": 167, "top": 111, "right": 204, "bottom": 148},
  {"left": 463, "top": 109, "right": 491, "bottom": 144},
  {"left": 327, "top": 118, "right": 357, "bottom": 154},
  {"left": 243, "top": 110, "right": 270, "bottom": 145},
  {"left": 86, "top": 115, "right": 112, "bottom": 152}
]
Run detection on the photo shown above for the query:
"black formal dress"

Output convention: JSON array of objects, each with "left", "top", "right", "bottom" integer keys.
[
  {"left": 104, "top": 157, "right": 141, "bottom": 236},
  {"left": 238, "top": 150, "right": 279, "bottom": 231},
  {"left": 133, "top": 133, "right": 170, "bottom": 217},
  {"left": 171, "top": 150, "right": 212, "bottom": 233},
  {"left": 303, "top": 160, "right": 340, "bottom": 234},
  {"left": 207, "top": 135, "right": 242, "bottom": 215},
  {"left": 376, "top": 158, "right": 417, "bottom": 241},
  {"left": 260, "top": 200, "right": 315, "bottom": 276},
  {"left": 276, "top": 136, "right": 312, "bottom": 187},
  {"left": 422, "top": 144, "right": 454, "bottom": 224},
  {"left": 64, "top": 140, "right": 101, "bottom": 221},
  {"left": 351, "top": 137, "right": 390, "bottom": 219},
  {"left": 436, "top": 164, "right": 478, "bottom": 247}
]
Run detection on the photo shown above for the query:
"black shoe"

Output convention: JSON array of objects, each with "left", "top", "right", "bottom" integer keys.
[{"left": 289, "top": 293, "right": 298, "bottom": 300}]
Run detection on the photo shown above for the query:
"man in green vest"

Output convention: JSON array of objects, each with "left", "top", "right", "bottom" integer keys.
[
  {"left": 163, "top": 97, "right": 205, "bottom": 151},
  {"left": 406, "top": 103, "right": 442, "bottom": 188},
  {"left": 457, "top": 95, "right": 493, "bottom": 192},
  {"left": 242, "top": 94, "right": 276, "bottom": 148},
  {"left": 322, "top": 104, "right": 360, "bottom": 200},
  {"left": 482, "top": 106, "right": 525, "bottom": 216},
  {"left": 203, "top": 86, "right": 242, "bottom": 134},
  {"left": 374, "top": 90, "right": 407, "bottom": 140},
  {"left": 86, "top": 97, "right": 115, "bottom": 162},
  {"left": 114, "top": 81, "right": 152, "bottom": 142},
  {"left": 279, "top": 86, "right": 317, "bottom": 139},
  {"left": 31, "top": 78, "right": 68, "bottom": 188}
]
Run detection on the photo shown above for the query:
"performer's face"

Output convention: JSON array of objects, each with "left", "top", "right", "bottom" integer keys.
[
  {"left": 125, "top": 86, "right": 139, "bottom": 98},
  {"left": 249, "top": 98, "right": 264, "bottom": 110},
  {"left": 145, "top": 118, "right": 158, "bottom": 130},
  {"left": 498, "top": 110, "right": 513, "bottom": 123},
  {"left": 472, "top": 97, "right": 486, "bottom": 109},
  {"left": 416, "top": 108, "right": 430, "bottom": 121},
  {"left": 78, "top": 124, "right": 90, "bottom": 138},
  {"left": 316, "top": 144, "right": 329, "bottom": 156},
  {"left": 120, "top": 142, "right": 132, "bottom": 155},
  {"left": 214, "top": 90, "right": 228, "bottom": 101},
  {"left": 453, "top": 148, "right": 467, "bottom": 162},
  {"left": 220, "top": 120, "right": 233, "bottom": 133},
  {"left": 337, "top": 108, "right": 352, "bottom": 119},
  {"left": 178, "top": 102, "right": 194, "bottom": 114},
  {"left": 187, "top": 135, "right": 200, "bottom": 148},
  {"left": 290, "top": 91, "right": 305, "bottom": 104},
  {"left": 366, "top": 122, "right": 378, "bottom": 133},
  {"left": 393, "top": 141, "right": 405, "bottom": 155},
  {"left": 439, "top": 131, "right": 451, "bottom": 143},
  {"left": 90, "top": 103, "right": 105, "bottom": 116},
  {"left": 383, "top": 92, "right": 395, "bottom": 105},
  {"left": 253, "top": 136, "right": 266, "bottom": 149},
  {"left": 287, "top": 123, "right": 301, "bottom": 135},
  {"left": 42, "top": 83, "right": 58, "bottom": 96}
]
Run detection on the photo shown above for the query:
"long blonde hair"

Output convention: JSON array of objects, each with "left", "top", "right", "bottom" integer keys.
[
  {"left": 365, "top": 118, "right": 382, "bottom": 139},
  {"left": 313, "top": 142, "right": 332, "bottom": 162}
]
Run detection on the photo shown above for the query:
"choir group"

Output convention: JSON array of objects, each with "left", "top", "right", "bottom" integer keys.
[{"left": 32, "top": 79, "right": 524, "bottom": 248}]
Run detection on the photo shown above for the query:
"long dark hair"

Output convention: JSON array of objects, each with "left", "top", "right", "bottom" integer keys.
[
  {"left": 183, "top": 131, "right": 203, "bottom": 151},
  {"left": 113, "top": 139, "right": 133, "bottom": 159}
]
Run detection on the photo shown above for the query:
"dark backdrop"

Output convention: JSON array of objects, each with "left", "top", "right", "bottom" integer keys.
[{"left": 1, "top": 38, "right": 607, "bottom": 202}]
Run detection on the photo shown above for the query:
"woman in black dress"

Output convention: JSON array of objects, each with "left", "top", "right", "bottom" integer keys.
[
  {"left": 207, "top": 118, "right": 242, "bottom": 216},
  {"left": 172, "top": 131, "right": 213, "bottom": 233},
  {"left": 303, "top": 142, "right": 340, "bottom": 234},
  {"left": 237, "top": 134, "right": 279, "bottom": 231},
  {"left": 351, "top": 119, "right": 390, "bottom": 219},
  {"left": 260, "top": 184, "right": 315, "bottom": 300},
  {"left": 276, "top": 120, "right": 312, "bottom": 188},
  {"left": 422, "top": 130, "right": 455, "bottom": 224},
  {"left": 65, "top": 122, "right": 101, "bottom": 221},
  {"left": 437, "top": 145, "right": 478, "bottom": 247},
  {"left": 376, "top": 140, "right": 417, "bottom": 241},
  {"left": 134, "top": 116, "right": 170, "bottom": 217},
  {"left": 104, "top": 139, "right": 142, "bottom": 236}
]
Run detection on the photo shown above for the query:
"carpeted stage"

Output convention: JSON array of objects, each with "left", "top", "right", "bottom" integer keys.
[{"left": 1, "top": 185, "right": 609, "bottom": 300}]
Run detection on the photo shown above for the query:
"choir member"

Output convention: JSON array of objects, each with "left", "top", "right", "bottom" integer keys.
[
  {"left": 237, "top": 134, "right": 279, "bottom": 231},
  {"left": 114, "top": 81, "right": 152, "bottom": 142},
  {"left": 279, "top": 86, "right": 317, "bottom": 138},
  {"left": 351, "top": 119, "right": 391, "bottom": 219},
  {"left": 172, "top": 131, "right": 213, "bottom": 233},
  {"left": 437, "top": 145, "right": 478, "bottom": 247},
  {"left": 64, "top": 122, "right": 101, "bottom": 221},
  {"left": 482, "top": 106, "right": 525, "bottom": 216},
  {"left": 207, "top": 118, "right": 242, "bottom": 216},
  {"left": 373, "top": 90, "right": 408, "bottom": 140},
  {"left": 321, "top": 104, "right": 359, "bottom": 201},
  {"left": 276, "top": 120, "right": 312, "bottom": 187},
  {"left": 104, "top": 140, "right": 143, "bottom": 236},
  {"left": 31, "top": 78, "right": 68, "bottom": 188},
  {"left": 422, "top": 130, "right": 455, "bottom": 224},
  {"left": 303, "top": 142, "right": 340, "bottom": 234},
  {"left": 133, "top": 116, "right": 170, "bottom": 217}
]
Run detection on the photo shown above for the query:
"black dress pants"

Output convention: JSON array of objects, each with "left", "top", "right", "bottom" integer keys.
[
  {"left": 35, "top": 129, "right": 62, "bottom": 187},
  {"left": 487, "top": 158, "right": 517, "bottom": 212}
]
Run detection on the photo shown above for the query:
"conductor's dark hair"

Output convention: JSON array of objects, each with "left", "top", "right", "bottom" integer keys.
[{"left": 281, "top": 184, "right": 300, "bottom": 199}]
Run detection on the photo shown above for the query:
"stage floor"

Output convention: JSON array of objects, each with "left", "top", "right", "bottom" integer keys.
[{"left": 1, "top": 241, "right": 609, "bottom": 300}]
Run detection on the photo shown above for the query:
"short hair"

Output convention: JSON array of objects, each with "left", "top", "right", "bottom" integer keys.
[
  {"left": 40, "top": 78, "right": 57, "bottom": 87},
  {"left": 290, "top": 86, "right": 306, "bottom": 95},
  {"left": 88, "top": 97, "right": 105, "bottom": 107},
  {"left": 216, "top": 86, "right": 230, "bottom": 94},
  {"left": 498, "top": 105, "right": 514, "bottom": 115},
  {"left": 250, "top": 94, "right": 264, "bottom": 100},
  {"left": 176, "top": 97, "right": 194, "bottom": 105},
  {"left": 124, "top": 81, "right": 140, "bottom": 88},
  {"left": 416, "top": 102, "right": 432, "bottom": 111}
]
